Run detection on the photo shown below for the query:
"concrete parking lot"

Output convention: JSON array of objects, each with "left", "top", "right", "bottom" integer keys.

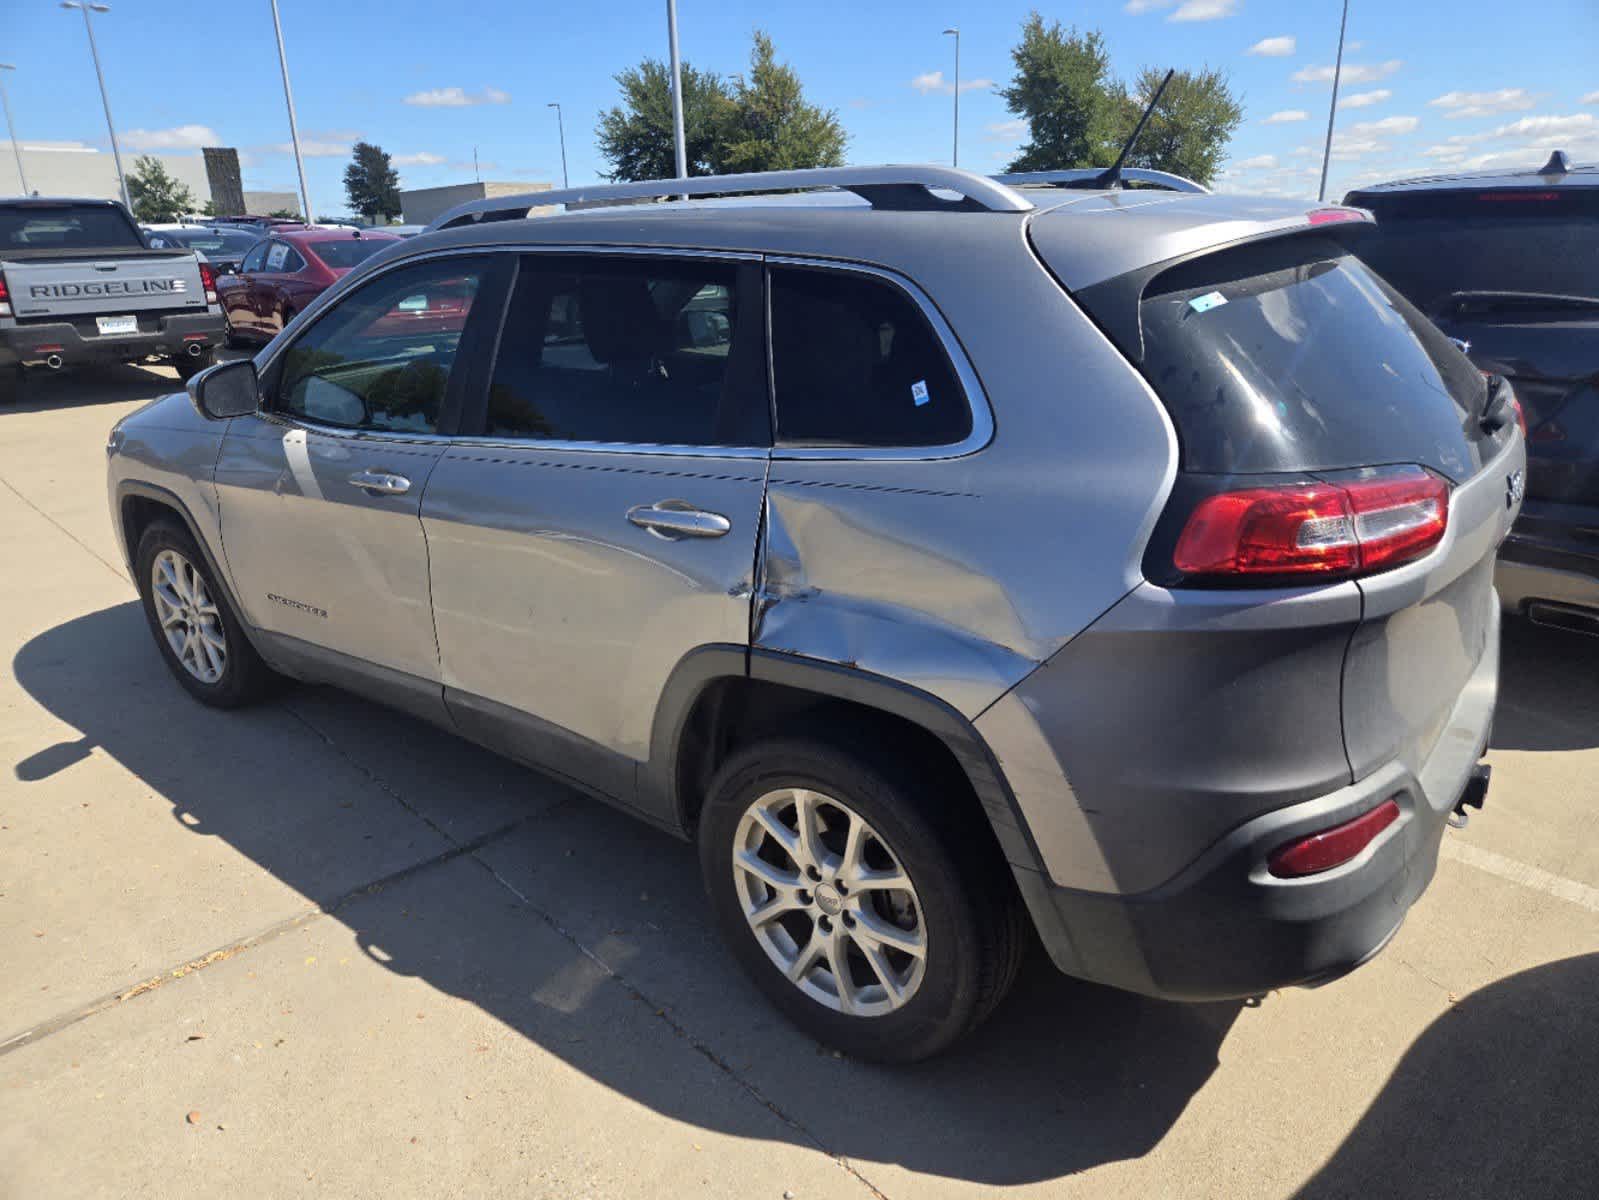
[{"left": 2, "top": 362, "right": 1596, "bottom": 1199}]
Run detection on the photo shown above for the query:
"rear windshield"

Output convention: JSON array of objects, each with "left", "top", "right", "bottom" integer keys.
[
  {"left": 163, "top": 229, "right": 259, "bottom": 256},
  {"left": 1347, "top": 188, "right": 1599, "bottom": 309},
  {"left": 308, "top": 239, "right": 392, "bottom": 270},
  {"left": 0, "top": 205, "right": 141, "bottom": 250},
  {"left": 1137, "top": 235, "right": 1488, "bottom": 481}
]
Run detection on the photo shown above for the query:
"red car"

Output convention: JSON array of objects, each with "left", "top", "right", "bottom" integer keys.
[{"left": 217, "top": 228, "right": 400, "bottom": 345}]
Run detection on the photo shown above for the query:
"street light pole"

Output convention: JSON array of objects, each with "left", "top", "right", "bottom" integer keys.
[
  {"left": 268, "top": 0, "right": 315, "bottom": 224},
  {"left": 666, "top": 0, "right": 687, "bottom": 181},
  {"left": 0, "top": 64, "right": 27, "bottom": 195},
  {"left": 1317, "top": 0, "right": 1350, "bottom": 203},
  {"left": 62, "top": 3, "right": 130, "bottom": 213},
  {"left": 547, "top": 102, "right": 569, "bottom": 188},
  {"left": 942, "top": 27, "right": 960, "bottom": 168}
]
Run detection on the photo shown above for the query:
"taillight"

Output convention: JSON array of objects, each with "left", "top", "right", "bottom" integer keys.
[
  {"left": 1173, "top": 466, "right": 1449, "bottom": 581},
  {"left": 1268, "top": 799, "right": 1400, "bottom": 878},
  {"left": 0, "top": 271, "right": 10, "bottom": 318},
  {"left": 1510, "top": 392, "right": 1527, "bottom": 437},
  {"left": 197, "top": 260, "right": 218, "bottom": 305}
]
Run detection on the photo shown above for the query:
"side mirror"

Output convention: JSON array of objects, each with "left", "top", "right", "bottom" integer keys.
[{"left": 188, "top": 358, "right": 260, "bottom": 420}]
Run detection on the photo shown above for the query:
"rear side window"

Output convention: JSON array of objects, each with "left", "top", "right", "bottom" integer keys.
[
  {"left": 1348, "top": 189, "right": 1599, "bottom": 309},
  {"left": 770, "top": 267, "right": 970, "bottom": 447},
  {"left": 484, "top": 255, "right": 764, "bottom": 446},
  {"left": 1136, "top": 236, "right": 1488, "bottom": 480}
]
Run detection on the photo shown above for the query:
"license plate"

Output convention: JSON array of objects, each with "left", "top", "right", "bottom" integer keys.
[{"left": 95, "top": 314, "right": 138, "bottom": 336}]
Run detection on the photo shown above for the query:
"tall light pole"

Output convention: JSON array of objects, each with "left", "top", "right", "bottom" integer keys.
[
  {"left": 0, "top": 64, "right": 26, "bottom": 195},
  {"left": 666, "top": 0, "right": 687, "bottom": 181},
  {"left": 61, "top": 3, "right": 130, "bottom": 213},
  {"left": 268, "top": 0, "right": 315, "bottom": 224},
  {"left": 942, "top": 27, "right": 960, "bottom": 168},
  {"left": 1317, "top": 0, "right": 1350, "bottom": 202},
  {"left": 547, "top": 103, "right": 569, "bottom": 188}
]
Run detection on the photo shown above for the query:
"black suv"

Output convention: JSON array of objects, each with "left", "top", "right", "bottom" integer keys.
[{"left": 1347, "top": 152, "right": 1599, "bottom": 634}]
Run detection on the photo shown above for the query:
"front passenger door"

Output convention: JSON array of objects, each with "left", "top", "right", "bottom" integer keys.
[{"left": 213, "top": 254, "right": 502, "bottom": 709}]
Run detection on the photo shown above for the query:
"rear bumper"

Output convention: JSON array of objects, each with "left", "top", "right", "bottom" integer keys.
[
  {"left": 0, "top": 313, "right": 223, "bottom": 367},
  {"left": 1016, "top": 603, "right": 1499, "bottom": 1002}
]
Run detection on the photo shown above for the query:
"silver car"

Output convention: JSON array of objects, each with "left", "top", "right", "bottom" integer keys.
[{"left": 106, "top": 166, "right": 1525, "bottom": 1061}]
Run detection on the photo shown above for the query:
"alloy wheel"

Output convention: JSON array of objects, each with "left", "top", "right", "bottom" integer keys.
[
  {"left": 732, "top": 787, "right": 927, "bottom": 1017},
  {"left": 150, "top": 548, "right": 227, "bottom": 684}
]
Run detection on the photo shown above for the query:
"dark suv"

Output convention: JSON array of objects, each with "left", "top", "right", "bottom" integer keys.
[{"left": 1347, "top": 152, "right": 1599, "bottom": 633}]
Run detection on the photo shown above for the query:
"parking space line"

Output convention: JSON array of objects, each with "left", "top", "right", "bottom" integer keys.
[
  {"left": 1441, "top": 839, "right": 1599, "bottom": 914},
  {"left": 0, "top": 474, "right": 129, "bottom": 582}
]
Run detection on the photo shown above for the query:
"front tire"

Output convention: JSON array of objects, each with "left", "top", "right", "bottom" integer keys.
[
  {"left": 135, "top": 519, "right": 273, "bottom": 707},
  {"left": 698, "top": 735, "right": 1026, "bottom": 1062}
]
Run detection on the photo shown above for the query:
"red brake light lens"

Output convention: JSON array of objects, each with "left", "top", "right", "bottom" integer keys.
[
  {"left": 1173, "top": 467, "right": 1449, "bottom": 581},
  {"left": 1268, "top": 799, "right": 1401, "bottom": 878},
  {"left": 0, "top": 271, "right": 10, "bottom": 318},
  {"left": 197, "top": 260, "right": 218, "bottom": 304}
]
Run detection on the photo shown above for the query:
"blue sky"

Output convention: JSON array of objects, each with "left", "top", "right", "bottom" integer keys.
[{"left": 5, "top": 0, "right": 1597, "bottom": 211}]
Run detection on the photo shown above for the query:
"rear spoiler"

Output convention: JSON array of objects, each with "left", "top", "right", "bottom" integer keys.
[{"left": 1070, "top": 207, "right": 1375, "bottom": 364}]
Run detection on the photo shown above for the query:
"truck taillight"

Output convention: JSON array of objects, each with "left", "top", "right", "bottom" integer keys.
[
  {"left": 1173, "top": 466, "right": 1449, "bottom": 582},
  {"left": 0, "top": 271, "right": 10, "bottom": 318},
  {"left": 198, "top": 260, "right": 217, "bottom": 305}
]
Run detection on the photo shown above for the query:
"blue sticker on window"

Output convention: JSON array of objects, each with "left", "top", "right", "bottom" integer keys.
[
  {"left": 1188, "top": 291, "right": 1228, "bottom": 314},
  {"left": 911, "top": 379, "right": 930, "bottom": 407}
]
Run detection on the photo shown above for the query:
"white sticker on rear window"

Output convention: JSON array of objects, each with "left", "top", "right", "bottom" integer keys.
[
  {"left": 911, "top": 379, "right": 930, "bottom": 407},
  {"left": 1188, "top": 291, "right": 1228, "bottom": 314}
]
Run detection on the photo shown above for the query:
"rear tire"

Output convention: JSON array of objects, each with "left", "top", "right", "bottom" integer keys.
[
  {"left": 134, "top": 518, "right": 274, "bottom": 708},
  {"left": 170, "top": 347, "right": 216, "bottom": 381},
  {"left": 221, "top": 309, "right": 245, "bottom": 350},
  {"left": 698, "top": 734, "right": 1027, "bottom": 1063}
]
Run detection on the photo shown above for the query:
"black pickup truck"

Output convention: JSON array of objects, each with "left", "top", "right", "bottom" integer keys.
[{"left": 1, "top": 197, "right": 225, "bottom": 403}]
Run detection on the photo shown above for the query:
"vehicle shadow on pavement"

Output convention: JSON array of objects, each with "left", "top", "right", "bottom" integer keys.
[
  {"left": 1491, "top": 619, "right": 1599, "bottom": 752},
  {"left": 1296, "top": 952, "right": 1599, "bottom": 1200},
  {"left": 5, "top": 363, "right": 184, "bottom": 414},
  {"left": 14, "top": 602, "right": 1237, "bottom": 1187}
]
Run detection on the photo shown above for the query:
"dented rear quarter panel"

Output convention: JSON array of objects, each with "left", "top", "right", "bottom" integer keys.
[{"left": 753, "top": 216, "right": 1179, "bottom": 720}]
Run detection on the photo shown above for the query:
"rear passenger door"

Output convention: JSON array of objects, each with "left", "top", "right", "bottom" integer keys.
[{"left": 422, "top": 252, "right": 770, "bottom": 806}]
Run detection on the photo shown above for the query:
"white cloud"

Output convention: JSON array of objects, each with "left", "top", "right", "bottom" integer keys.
[
  {"left": 1350, "top": 115, "right": 1420, "bottom": 136},
  {"left": 1342, "top": 89, "right": 1391, "bottom": 109},
  {"left": 1429, "top": 88, "right": 1537, "bottom": 119},
  {"left": 1246, "top": 35, "right": 1296, "bottom": 56},
  {"left": 985, "top": 119, "right": 1027, "bottom": 141},
  {"left": 1328, "top": 135, "right": 1383, "bottom": 160},
  {"left": 1345, "top": 41, "right": 1365, "bottom": 52},
  {"left": 1263, "top": 109, "right": 1310, "bottom": 124},
  {"left": 1477, "top": 112, "right": 1596, "bottom": 142},
  {"left": 1293, "top": 60, "right": 1402, "bottom": 85},
  {"left": 1123, "top": 0, "right": 1172, "bottom": 13},
  {"left": 1584, "top": 91, "right": 1599, "bottom": 105},
  {"left": 392, "top": 152, "right": 447, "bottom": 166},
  {"left": 122, "top": 124, "right": 220, "bottom": 151},
  {"left": 1233, "top": 154, "right": 1278, "bottom": 170},
  {"left": 1170, "top": 0, "right": 1238, "bottom": 20},
  {"left": 403, "top": 86, "right": 511, "bottom": 107},
  {"left": 910, "top": 71, "right": 992, "bottom": 96}
]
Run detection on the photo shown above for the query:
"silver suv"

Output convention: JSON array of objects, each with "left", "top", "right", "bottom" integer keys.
[{"left": 106, "top": 166, "right": 1525, "bottom": 1061}]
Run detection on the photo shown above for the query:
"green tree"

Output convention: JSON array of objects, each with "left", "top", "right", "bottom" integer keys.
[
  {"left": 201, "top": 199, "right": 218, "bottom": 217},
  {"left": 997, "top": 16, "right": 1119, "bottom": 172},
  {"left": 596, "top": 59, "right": 732, "bottom": 180},
  {"left": 127, "top": 155, "right": 196, "bottom": 223},
  {"left": 267, "top": 208, "right": 301, "bottom": 220},
  {"left": 713, "top": 31, "right": 846, "bottom": 174},
  {"left": 1111, "top": 67, "right": 1243, "bottom": 186},
  {"left": 343, "top": 141, "right": 401, "bottom": 221}
]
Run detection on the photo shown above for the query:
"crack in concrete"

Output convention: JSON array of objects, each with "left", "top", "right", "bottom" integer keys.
[{"left": 0, "top": 474, "right": 129, "bottom": 582}]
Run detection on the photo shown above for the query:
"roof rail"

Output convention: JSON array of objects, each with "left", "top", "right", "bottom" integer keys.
[
  {"left": 427, "top": 165, "right": 1035, "bottom": 230},
  {"left": 994, "top": 168, "right": 1209, "bottom": 195}
]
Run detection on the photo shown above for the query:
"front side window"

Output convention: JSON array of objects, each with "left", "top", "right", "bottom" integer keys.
[
  {"left": 485, "top": 255, "right": 760, "bottom": 445},
  {"left": 276, "top": 258, "right": 484, "bottom": 434},
  {"left": 240, "top": 242, "right": 269, "bottom": 273},
  {"left": 769, "top": 266, "right": 971, "bottom": 448}
]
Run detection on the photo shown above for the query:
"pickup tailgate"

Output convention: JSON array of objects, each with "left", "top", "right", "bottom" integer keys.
[{"left": 3, "top": 251, "right": 210, "bottom": 321}]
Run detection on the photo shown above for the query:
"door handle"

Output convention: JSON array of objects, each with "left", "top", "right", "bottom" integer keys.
[
  {"left": 348, "top": 469, "right": 411, "bottom": 496},
  {"left": 627, "top": 500, "right": 732, "bottom": 539}
]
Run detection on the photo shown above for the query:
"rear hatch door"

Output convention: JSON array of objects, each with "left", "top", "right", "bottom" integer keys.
[{"left": 1039, "top": 206, "right": 1524, "bottom": 794}]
